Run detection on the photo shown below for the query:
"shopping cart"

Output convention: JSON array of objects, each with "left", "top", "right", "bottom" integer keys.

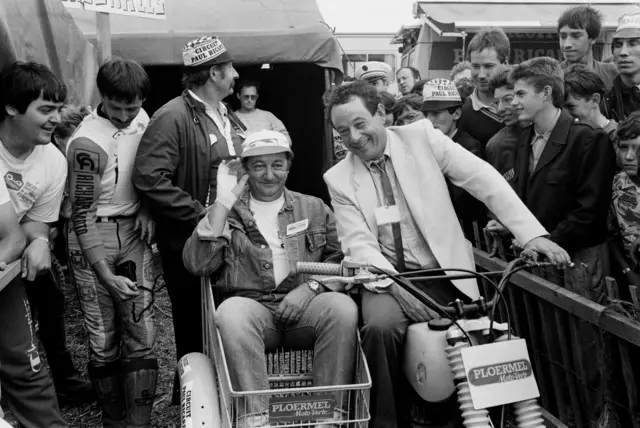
[{"left": 199, "top": 276, "right": 371, "bottom": 428}]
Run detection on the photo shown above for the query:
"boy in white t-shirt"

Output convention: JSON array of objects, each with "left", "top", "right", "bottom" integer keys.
[{"left": 0, "top": 61, "right": 69, "bottom": 427}]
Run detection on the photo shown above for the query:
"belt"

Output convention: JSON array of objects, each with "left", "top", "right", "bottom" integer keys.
[{"left": 96, "top": 215, "right": 134, "bottom": 223}]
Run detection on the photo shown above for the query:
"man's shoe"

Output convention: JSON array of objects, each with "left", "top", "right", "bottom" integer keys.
[{"left": 55, "top": 375, "right": 97, "bottom": 407}]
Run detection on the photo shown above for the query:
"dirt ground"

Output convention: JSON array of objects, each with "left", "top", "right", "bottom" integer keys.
[
  {"left": 3, "top": 250, "right": 181, "bottom": 427},
  {"left": 57, "top": 283, "right": 181, "bottom": 428}
]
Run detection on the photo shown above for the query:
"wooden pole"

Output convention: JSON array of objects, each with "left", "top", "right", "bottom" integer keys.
[{"left": 95, "top": 12, "right": 112, "bottom": 65}]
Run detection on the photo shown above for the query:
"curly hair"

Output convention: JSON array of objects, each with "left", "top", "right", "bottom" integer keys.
[
  {"left": 617, "top": 112, "right": 640, "bottom": 141},
  {"left": 325, "top": 80, "right": 381, "bottom": 122}
]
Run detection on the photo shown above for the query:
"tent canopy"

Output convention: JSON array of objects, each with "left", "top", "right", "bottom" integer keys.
[
  {"left": 67, "top": 0, "right": 343, "bottom": 71},
  {"left": 416, "top": 0, "right": 636, "bottom": 32},
  {"left": 0, "top": 0, "right": 99, "bottom": 106}
]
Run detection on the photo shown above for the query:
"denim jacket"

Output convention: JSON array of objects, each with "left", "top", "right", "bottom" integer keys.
[{"left": 182, "top": 188, "right": 342, "bottom": 302}]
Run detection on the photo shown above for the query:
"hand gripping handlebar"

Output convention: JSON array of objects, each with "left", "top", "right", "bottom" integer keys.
[{"left": 296, "top": 257, "right": 554, "bottom": 318}]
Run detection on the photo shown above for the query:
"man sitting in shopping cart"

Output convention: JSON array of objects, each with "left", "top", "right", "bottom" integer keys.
[{"left": 183, "top": 130, "right": 358, "bottom": 428}]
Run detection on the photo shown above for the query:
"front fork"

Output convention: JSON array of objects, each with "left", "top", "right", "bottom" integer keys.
[{"left": 445, "top": 326, "right": 545, "bottom": 428}]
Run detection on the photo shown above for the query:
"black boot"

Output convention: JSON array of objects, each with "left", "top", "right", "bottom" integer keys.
[
  {"left": 122, "top": 359, "right": 158, "bottom": 428},
  {"left": 88, "top": 361, "right": 127, "bottom": 428}
]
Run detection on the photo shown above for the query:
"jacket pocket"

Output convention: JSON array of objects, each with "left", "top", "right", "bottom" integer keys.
[
  {"left": 306, "top": 232, "right": 327, "bottom": 253},
  {"left": 547, "top": 168, "right": 571, "bottom": 185}
]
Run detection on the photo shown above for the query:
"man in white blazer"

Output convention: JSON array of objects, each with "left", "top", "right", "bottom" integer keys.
[{"left": 323, "top": 81, "right": 571, "bottom": 428}]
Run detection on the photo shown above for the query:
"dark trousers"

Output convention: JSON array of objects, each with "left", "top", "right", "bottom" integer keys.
[
  {"left": 361, "top": 275, "right": 470, "bottom": 428},
  {"left": 25, "top": 272, "right": 78, "bottom": 385},
  {"left": 0, "top": 278, "right": 67, "bottom": 427},
  {"left": 159, "top": 247, "right": 203, "bottom": 359}
]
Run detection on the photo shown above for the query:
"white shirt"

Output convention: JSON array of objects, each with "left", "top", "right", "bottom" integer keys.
[
  {"left": 188, "top": 90, "right": 235, "bottom": 156},
  {"left": 0, "top": 141, "right": 66, "bottom": 223},
  {"left": 0, "top": 173, "right": 9, "bottom": 206},
  {"left": 250, "top": 194, "right": 289, "bottom": 286}
]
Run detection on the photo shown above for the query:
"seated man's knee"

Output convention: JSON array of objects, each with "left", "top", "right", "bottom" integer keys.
[
  {"left": 215, "top": 296, "right": 264, "bottom": 335},
  {"left": 361, "top": 295, "right": 408, "bottom": 340},
  {"left": 322, "top": 293, "right": 358, "bottom": 328}
]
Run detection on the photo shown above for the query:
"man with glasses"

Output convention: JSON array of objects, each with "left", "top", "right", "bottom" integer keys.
[{"left": 235, "top": 80, "right": 290, "bottom": 141}]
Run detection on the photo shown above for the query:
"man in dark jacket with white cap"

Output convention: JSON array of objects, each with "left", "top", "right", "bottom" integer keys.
[{"left": 132, "top": 36, "right": 246, "bottom": 399}]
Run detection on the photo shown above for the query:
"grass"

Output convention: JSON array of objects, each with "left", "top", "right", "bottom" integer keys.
[{"left": 4, "top": 248, "right": 181, "bottom": 427}]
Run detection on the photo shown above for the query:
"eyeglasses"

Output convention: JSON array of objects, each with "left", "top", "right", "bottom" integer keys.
[
  {"left": 491, "top": 95, "right": 514, "bottom": 108},
  {"left": 242, "top": 95, "right": 258, "bottom": 100}
]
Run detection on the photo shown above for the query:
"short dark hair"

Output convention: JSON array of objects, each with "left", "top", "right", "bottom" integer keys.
[
  {"left": 53, "top": 105, "right": 90, "bottom": 142},
  {"left": 488, "top": 65, "right": 514, "bottom": 94},
  {"left": 393, "top": 94, "right": 423, "bottom": 121},
  {"left": 326, "top": 81, "right": 381, "bottom": 125},
  {"left": 379, "top": 91, "right": 396, "bottom": 113},
  {"left": 564, "top": 66, "right": 606, "bottom": 101},
  {"left": 467, "top": 28, "right": 511, "bottom": 64},
  {"left": 0, "top": 61, "right": 67, "bottom": 121},
  {"left": 97, "top": 57, "right": 150, "bottom": 102},
  {"left": 557, "top": 5, "right": 602, "bottom": 40},
  {"left": 238, "top": 80, "right": 261, "bottom": 93},
  {"left": 450, "top": 61, "right": 472, "bottom": 80},
  {"left": 510, "top": 57, "right": 565, "bottom": 108},
  {"left": 399, "top": 66, "right": 421, "bottom": 80},
  {"left": 616, "top": 111, "right": 640, "bottom": 141},
  {"left": 411, "top": 79, "right": 428, "bottom": 95}
]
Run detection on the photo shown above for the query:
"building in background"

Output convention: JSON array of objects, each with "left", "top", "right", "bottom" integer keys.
[
  {"left": 336, "top": 33, "right": 402, "bottom": 93},
  {"left": 394, "top": 0, "right": 633, "bottom": 80}
]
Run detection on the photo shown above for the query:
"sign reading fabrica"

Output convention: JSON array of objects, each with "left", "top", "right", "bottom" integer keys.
[
  {"left": 461, "top": 339, "right": 540, "bottom": 410},
  {"left": 61, "top": 0, "right": 166, "bottom": 20}
]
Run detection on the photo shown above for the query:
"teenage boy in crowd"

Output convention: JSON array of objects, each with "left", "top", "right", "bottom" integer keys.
[
  {"left": 610, "top": 112, "right": 640, "bottom": 287},
  {"left": 558, "top": 5, "right": 618, "bottom": 89},
  {"left": 493, "top": 57, "right": 616, "bottom": 299},
  {"left": 459, "top": 28, "right": 510, "bottom": 146},
  {"left": 604, "top": 13, "right": 640, "bottom": 121},
  {"left": 0, "top": 61, "right": 69, "bottom": 427},
  {"left": 421, "top": 78, "right": 486, "bottom": 240},
  {"left": 485, "top": 66, "right": 527, "bottom": 180},
  {"left": 564, "top": 65, "right": 618, "bottom": 144}
]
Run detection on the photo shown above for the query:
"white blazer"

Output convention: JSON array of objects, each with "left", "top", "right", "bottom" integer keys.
[{"left": 323, "top": 119, "right": 547, "bottom": 299}]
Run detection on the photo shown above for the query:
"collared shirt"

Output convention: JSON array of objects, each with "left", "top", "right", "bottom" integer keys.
[
  {"left": 187, "top": 90, "right": 235, "bottom": 156},
  {"left": 470, "top": 89, "right": 503, "bottom": 123},
  {"left": 365, "top": 144, "right": 437, "bottom": 270},
  {"left": 529, "top": 109, "right": 561, "bottom": 173}
]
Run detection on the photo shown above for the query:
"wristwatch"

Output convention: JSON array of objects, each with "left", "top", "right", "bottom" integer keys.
[{"left": 307, "top": 280, "right": 321, "bottom": 294}]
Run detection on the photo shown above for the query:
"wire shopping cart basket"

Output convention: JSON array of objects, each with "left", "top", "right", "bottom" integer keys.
[{"left": 201, "top": 277, "right": 372, "bottom": 428}]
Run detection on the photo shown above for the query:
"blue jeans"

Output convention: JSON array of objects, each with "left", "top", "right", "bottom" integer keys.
[{"left": 215, "top": 293, "right": 359, "bottom": 416}]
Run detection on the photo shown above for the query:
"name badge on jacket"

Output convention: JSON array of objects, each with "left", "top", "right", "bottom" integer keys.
[
  {"left": 375, "top": 205, "right": 401, "bottom": 225},
  {"left": 286, "top": 219, "right": 309, "bottom": 236}
]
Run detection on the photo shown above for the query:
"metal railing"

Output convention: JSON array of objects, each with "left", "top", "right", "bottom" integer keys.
[{"left": 472, "top": 243, "right": 640, "bottom": 428}]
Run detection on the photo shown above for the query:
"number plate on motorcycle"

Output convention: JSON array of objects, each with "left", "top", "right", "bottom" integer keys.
[{"left": 461, "top": 339, "right": 539, "bottom": 409}]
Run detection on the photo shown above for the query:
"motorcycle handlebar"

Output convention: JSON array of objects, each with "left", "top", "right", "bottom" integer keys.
[{"left": 296, "top": 258, "right": 554, "bottom": 318}]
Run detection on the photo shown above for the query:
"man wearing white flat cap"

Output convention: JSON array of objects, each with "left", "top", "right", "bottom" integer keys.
[
  {"left": 132, "top": 36, "right": 247, "bottom": 396},
  {"left": 183, "top": 130, "right": 358, "bottom": 428}
]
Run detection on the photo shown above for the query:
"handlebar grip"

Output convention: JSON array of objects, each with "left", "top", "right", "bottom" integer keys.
[{"left": 296, "top": 262, "right": 342, "bottom": 276}]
